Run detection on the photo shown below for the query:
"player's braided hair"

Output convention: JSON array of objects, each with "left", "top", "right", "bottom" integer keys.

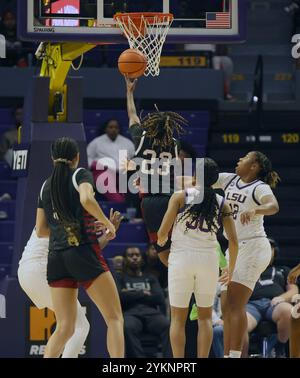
[
  {"left": 141, "top": 110, "right": 188, "bottom": 148},
  {"left": 178, "top": 158, "right": 221, "bottom": 234},
  {"left": 254, "top": 151, "right": 280, "bottom": 188},
  {"left": 50, "top": 137, "right": 81, "bottom": 244}
]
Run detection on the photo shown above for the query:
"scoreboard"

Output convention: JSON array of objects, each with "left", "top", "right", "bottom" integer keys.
[{"left": 212, "top": 132, "right": 300, "bottom": 145}]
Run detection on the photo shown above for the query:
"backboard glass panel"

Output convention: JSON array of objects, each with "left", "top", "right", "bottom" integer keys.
[{"left": 19, "top": 0, "right": 246, "bottom": 43}]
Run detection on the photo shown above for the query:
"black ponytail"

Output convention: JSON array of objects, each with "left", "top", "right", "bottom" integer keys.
[
  {"left": 50, "top": 137, "right": 80, "bottom": 243},
  {"left": 178, "top": 158, "right": 220, "bottom": 234},
  {"left": 254, "top": 151, "right": 280, "bottom": 188}
]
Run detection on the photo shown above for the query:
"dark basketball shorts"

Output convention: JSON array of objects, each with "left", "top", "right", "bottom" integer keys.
[
  {"left": 47, "top": 243, "right": 109, "bottom": 290},
  {"left": 141, "top": 195, "right": 172, "bottom": 253}
]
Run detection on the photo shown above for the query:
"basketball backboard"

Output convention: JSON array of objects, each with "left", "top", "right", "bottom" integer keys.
[{"left": 18, "top": 0, "right": 246, "bottom": 44}]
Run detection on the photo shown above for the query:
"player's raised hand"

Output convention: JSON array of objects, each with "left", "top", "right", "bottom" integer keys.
[
  {"left": 104, "top": 220, "right": 116, "bottom": 240},
  {"left": 240, "top": 209, "right": 256, "bottom": 225},
  {"left": 125, "top": 74, "right": 138, "bottom": 92},
  {"left": 109, "top": 208, "right": 124, "bottom": 232}
]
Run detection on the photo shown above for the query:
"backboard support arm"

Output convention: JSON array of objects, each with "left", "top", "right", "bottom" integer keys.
[{"left": 39, "top": 42, "right": 96, "bottom": 122}]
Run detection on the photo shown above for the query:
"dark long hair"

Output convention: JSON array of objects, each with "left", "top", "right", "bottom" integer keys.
[
  {"left": 254, "top": 151, "right": 280, "bottom": 188},
  {"left": 50, "top": 137, "right": 80, "bottom": 236},
  {"left": 141, "top": 110, "right": 188, "bottom": 148},
  {"left": 178, "top": 158, "right": 220, "bottom": 234}
]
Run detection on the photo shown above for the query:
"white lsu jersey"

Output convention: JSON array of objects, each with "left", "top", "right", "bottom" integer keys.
[
  {"left": 171, "top": 188, "right": 225, "bottom": 253},
  {"left": 214, "top": 173, "right": 274, "bottom": 241},
  {"left": 19, "top": 229, "right": 49, "bottom": 266}
]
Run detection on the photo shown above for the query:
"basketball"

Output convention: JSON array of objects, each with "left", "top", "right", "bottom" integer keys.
[{"left": 118, "top": 49, "right": 147, "bottom": 78}]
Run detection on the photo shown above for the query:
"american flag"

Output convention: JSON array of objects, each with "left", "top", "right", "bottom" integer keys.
[{"left": 206, "top": 12, "right": 231, "bottom": 29}]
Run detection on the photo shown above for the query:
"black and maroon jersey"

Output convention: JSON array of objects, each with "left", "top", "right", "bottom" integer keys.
[
  {"left": 38, "top": 168, "right": 98, "bottom": 251},
  {"left": 129, "top": 123, "right": 180, "bottom": 196}
]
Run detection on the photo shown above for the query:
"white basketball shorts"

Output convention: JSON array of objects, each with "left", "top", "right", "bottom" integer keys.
[
  {"left": 221, "top": 237, "right": 272, "bottom": 292},
  {"left": 18, "top": 259, "right": 51, "bottom": 309},
  {"left": 168, "top": 249, "right": 219, "bottom": 308}
]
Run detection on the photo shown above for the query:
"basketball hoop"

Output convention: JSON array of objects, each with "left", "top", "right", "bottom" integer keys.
[{"left": 114, "top": 12, "right": 174, "bottom": 77}]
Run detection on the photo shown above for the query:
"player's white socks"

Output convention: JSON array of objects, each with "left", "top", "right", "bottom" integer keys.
[
  {"left": 229, "top": 350, "right": 242, "bottom": 358},
  {"left": 224, "top": 355, "right": 229, "bottom": 358}
]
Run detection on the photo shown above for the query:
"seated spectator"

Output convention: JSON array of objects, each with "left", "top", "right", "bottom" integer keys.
[
  {"left": 0, "top": 10, "right": 27, "bottom": 67},
  {"left": 87, "top": 119, "right": 135, "bottom": 202},
  {"left": 244, "top": 238, "right": 299, "bottom": 357},
  {"left": 0, "top": 106, "right": 23, "bottom": 166},
  {"left": 287, "top": 263, "right": 300, "bottom": 358},
  {"left": 212, "top": 45, "right": 234, "bottom": 101},
  {"left": 184, "top": 42, "right": 234, "bottom": 100},
  {"left": 143, "top": 243, "right": 168, "bottom": 289},
  {"left": 115, "top": 246, "right": 171, "bottom": 357}
]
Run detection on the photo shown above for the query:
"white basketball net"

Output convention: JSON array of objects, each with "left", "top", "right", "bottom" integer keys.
[{"left": 114, "top": 13, "right": 174, "bottom": 77}]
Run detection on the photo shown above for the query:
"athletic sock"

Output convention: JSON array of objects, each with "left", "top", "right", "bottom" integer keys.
[
  {"left": 224, "top": 355, "right": 229, "bottom": 358},
  {"left": 229, "top": 350, "right": 241, "bottom": 358}
]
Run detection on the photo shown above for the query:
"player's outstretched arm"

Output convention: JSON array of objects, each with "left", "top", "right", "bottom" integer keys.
[
  {"left": 222, "top": 203, "right": 238, "bottom": 283},
  {"left": 157, "top": 191, "right": 185, "bottom": 246},
  {"left": 125, "top": 75, "right": 140, "bottom": 127},
  {"left": 240, "top": 194, "right": 279, "bottom": 225}
]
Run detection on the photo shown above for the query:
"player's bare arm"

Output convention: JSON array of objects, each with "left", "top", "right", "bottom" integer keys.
[
  {"left": 240, "top": 194, "right": 279, "bottom": 225},
  {"left": 157, "top": 191, "right": 185, "bottom": 246},
  {"left": 78, "top": 182, "right": 116, "bottom": 237},
  {"left": 222, "top": 203, "right": 238, "bottom": 282},
  {"left": 125, "top": 75, "right": 140, "bottom": 127},
  {"left": 35, "top": 208, "right": 50, "bottom": 238}
]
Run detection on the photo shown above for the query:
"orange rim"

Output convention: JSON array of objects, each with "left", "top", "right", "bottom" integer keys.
[{"left": 114, "top": 12, "right": 174, "bottom": 37}]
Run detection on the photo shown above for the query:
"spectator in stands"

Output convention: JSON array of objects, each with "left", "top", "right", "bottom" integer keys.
[
  {"left": 184, "top": 42, "right": 234, "bottom": 100},
  {"left": 143, "top": 243, "right": 168, "bottom": 289},
  {"left": 0, "top": 10, "right": 28, "bottom": 67},
  {"left": 87, "top": 119, "right": 135, "bottom": 202},
  {"left": 287, "top": 263, "right": 300, "bottom": 358},
  {"left": 0, "top": 106, "right": 23, "bottom": 165},
  {"left": 212, "top": 45, "right": 234, "bottom": 101},
  {"left": 243, "top": 238, "right": 299, "bottom": 356},
  {"left": 115, "top": 246, "right": 171, "bottom": 357}
]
